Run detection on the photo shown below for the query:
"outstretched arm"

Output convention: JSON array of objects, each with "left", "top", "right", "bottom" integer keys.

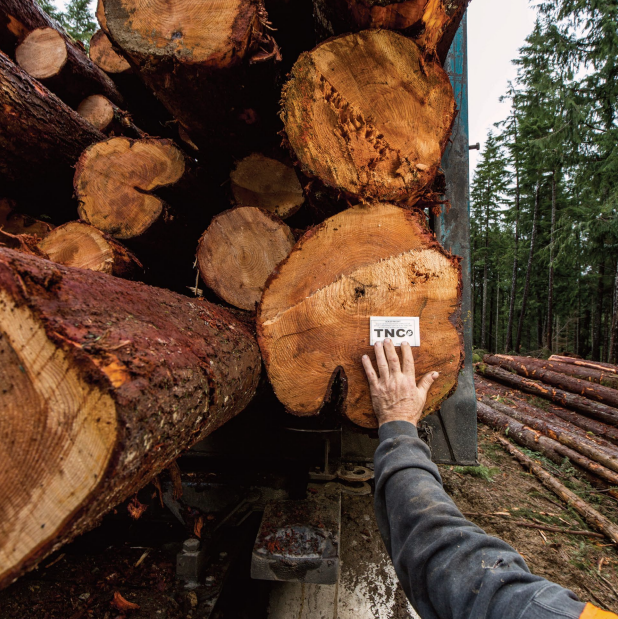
[{"left": 363, "top": 340, "right": 587, "bottom": 619}]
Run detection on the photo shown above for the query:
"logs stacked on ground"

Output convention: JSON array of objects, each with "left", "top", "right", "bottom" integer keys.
[{"left": 0, "top": 247, "right": 261, "bottom": 589}]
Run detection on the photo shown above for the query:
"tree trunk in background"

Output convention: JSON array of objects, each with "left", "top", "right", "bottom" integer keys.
[
  {"left": 610, "top": 261, "right": 618, "bottom": 364},
  {"left": 495, "top": 273, "right": 500, "bottom": 352},
  {"left": 546, "top": 170, "right": 557, "bottom": 352},
  {"left": 505, "top": 137, "right": 521, "bottom": 352},
  {"left": 515, "top": 182, "right": 540, "bottom": 352},
  {"left": 592, "top": 256, "right": 606, "bottom": 361},
  {"left": 0, "top": 247, "right": 261, "bottom": 589},
  {"left": 481, "top": 200, "right": 489, "bottom": 349}
]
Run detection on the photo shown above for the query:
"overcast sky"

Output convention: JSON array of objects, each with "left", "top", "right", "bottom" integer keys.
[{"left": 467, "top": 0, "right": 538, "bottom": 174}]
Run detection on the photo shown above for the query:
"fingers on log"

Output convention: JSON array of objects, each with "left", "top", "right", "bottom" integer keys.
[
  {"left": 257, "top": 203, "right": 463, "bottom": 428},
  {"left": 282, "top": 30, "right": 455, "bottom": 203},
  {"left": 197, "top": 207, "right": 295, "bottom": 311}
]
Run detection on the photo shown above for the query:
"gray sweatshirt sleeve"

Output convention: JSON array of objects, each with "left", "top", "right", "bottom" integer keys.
[{"left": 374, "top": 420, "right": 586, "bottom": 619}]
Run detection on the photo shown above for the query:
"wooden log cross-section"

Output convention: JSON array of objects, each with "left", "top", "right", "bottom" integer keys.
[
  {"left": 0, "top": 247, "right": 261, "bottom": 589},
  {"left": 258, "top": 203, "right": 463, "bottom": 428},
  {"left": 89, "top": 29, "right": 131, "bottom": 74},
  {"left": 484, "top": 354, "right": 618, "bottom": 407},
  {"left": 282, "top": 30, "right": 456, "bottom": 204},
  {"left": 77, "top": 94, "right": 145, "bottom": 137},
  {"left": 75, "top": 137, "right": 185, "bottom": 240},
  {"left": 37, "top": 221, "right": 143, "bottom": 279},
  {"left": 197, "top": 207, "right": 295, "bottom": 311}
]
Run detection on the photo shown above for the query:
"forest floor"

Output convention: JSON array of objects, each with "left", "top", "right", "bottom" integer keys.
[{"left": 0, "top": 424, "right": 617, "bottom": 618}]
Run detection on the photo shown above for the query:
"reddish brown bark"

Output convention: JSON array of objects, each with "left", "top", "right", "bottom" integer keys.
[
  {"left": 484, "top": 354, "right": 618, "bottom": 408},
  {"left": 497, "top": 437, "right": 618, "bottom": 544},
  {"left": 477, "top": 401, "right": 618, "bottom": 492},
  {"left": 0, "top": 1, "right": 122, "bottom": 107},
  {"left": 0, "top": 247, "right": 261, "bottom": 589},
  {"left": 475, "top": 375, "right": 618, "bottom": 446},
  {"left": 549, "top": 355, "right": 618, "bottom": 375},
  {"left": 477, "top": 364, "right": 618, "bottom": 427}
]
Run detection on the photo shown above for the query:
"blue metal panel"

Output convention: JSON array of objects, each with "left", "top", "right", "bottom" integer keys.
[{"left": 422, "top": 15, "right": 478, "bottom": 465}]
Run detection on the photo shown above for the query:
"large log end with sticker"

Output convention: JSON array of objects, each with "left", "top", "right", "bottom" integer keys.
[{"left": 257, "top": 204, "right": 463, "bottom": 428}]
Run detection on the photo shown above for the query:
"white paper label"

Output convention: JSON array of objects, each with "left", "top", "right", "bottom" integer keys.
[{"left": 370, "top": 317, "right": 420, "bottom": 347}]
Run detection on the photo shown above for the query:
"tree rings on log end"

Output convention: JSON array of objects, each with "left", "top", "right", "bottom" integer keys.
[
  {"left": 15, "top": 28, "right": 67, "bottom": 79},
  {"left": 77, "top": 95, "right": 116, "bottom": 131},
  {"left": 282, "top": 30, "right": 455, "bottom": 204},
  {"left": 257, "top": 203, "right": 463, "bottom": 428},
  {"left": 89, "top": 30, "right": 131, "bottom": 74},
  {"left": 75, "top": 137, "right": 185, "bottom": 240},
  {"left": 101, "top": 0, "right": 264, "bottom": 68},
  {"left": 38, "top": 221, "right": 142, "bottom": 278},
  {"left": 197, "top": 207, "right": 295, "bottom": 311},
  {"left": 230, "top": 154, "right": 304, "bottom": 218}
]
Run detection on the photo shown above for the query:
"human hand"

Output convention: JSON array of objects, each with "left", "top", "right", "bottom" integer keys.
[{"left": 361, "top": 339, "right": 439, "bottom": 427}]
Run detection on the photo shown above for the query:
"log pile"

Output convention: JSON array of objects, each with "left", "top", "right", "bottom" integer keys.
[
  {"left": 0, "top": 0, "right": 470, "bottom": 586},
  {"left": 476, "top": 353, "right": 618, "bottom": 513}
]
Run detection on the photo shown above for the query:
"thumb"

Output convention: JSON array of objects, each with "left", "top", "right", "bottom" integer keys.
[{"left": 417, "top": 371, "right": 439, "bottom": 397}]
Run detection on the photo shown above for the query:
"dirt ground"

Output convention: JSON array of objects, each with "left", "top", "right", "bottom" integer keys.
[{"left": 1, "top": 424, "right": 617, "bottom": 617}]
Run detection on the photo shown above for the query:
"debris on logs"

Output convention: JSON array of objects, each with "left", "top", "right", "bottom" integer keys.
[
  {"left": 89, "top": 29, "right": 130, "bottom": 74},
  {"left": 479, "top": 397, "right": 618, "bottom": 474},
  {"left": 484, "top": 354, "right": 618, "bottom": 408},
  {"left": 258, "top": 204, "right": 463, "bottom": 428},
  {"left": 75, "top": 137, "right": 185, "bottom": 240},
  {"left": 0, "top": 51, "right": 104, "bottom": 199},
  {"left": 197, "top": 207, "right": 295, "bottom": 311},
  {"left": 77, "top": 94, "right": 145, "bottom": 137},
  {"left": 478, "top": 364, "right": 618, "bottom": 427},
  {"left": 37, "top": 221, "right": 143, "bottom": 279},
  {"left": 14, "top": 27, "right": 123, "bottom": 108},
  {"left": 477, "top": 401, "right": 618, "bottom": 492},
  {"left": 0, "top": 247, "right": 261, "bottom": 588},
  {"left": 475, "top": 375, "right": 618, "bottom": 446},
  {"left": 530, "top": 357, "right": 618, "bottom": 389},
  {"left": 550, "top": 355, "right": 618, "bottom": 376},
  {"left": 496, "top": 437, "right": 618, "bottom": 544},
  {"left": 230, "top": 154, "right": 304, "bottom": 219},
  {"left": 99, "top": 0, "right": 281, "bottom": 151},
  {"left": 312, "top": 0, "right": 470, "bottom": 61},
  {"left": 282, "top": 30, "right": 455, "bottom": 204}
]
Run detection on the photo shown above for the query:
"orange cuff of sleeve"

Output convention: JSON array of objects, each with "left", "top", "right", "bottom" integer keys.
[{"left": 580, "top": 603, "right": 618, "bottom": 619}]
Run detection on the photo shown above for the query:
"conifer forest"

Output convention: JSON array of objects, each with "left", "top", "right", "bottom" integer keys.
[{"left": 471, "top": 0, "right": 618, "bottom": 362}]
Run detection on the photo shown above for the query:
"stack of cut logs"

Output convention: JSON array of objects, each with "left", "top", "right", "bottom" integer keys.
[
  {"left": 477, "top": 354, "right": 618, "bottom": 503},
  {"left": 0, "top": 0, "right": 469, "bottom": 587}
]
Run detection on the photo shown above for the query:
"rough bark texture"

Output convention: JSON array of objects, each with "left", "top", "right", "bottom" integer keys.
[
  {"left": 37, "top": 221, "right": 143, "bottom": 279},
  {"left": 484, "top": 354, "right": 618, "bottom": 408},
  {"left": 312, "top": 0, "right": 470, "bottom": 62},
  {"left": 479, "top": 397, "right": 618, "bottom": 474},
  {"left": 99, "top": 0, "right": 281, "bottom": 154},
  {"left": 0, "top": 51, "right": 104, "bottom": 193},
  {"left": 282, "top": 30, "right": 455, "bottom": 204},
  {"left": 89, "top": 29, "right": 130, "bottom": 74},
  {"left": 14, "top": 27, "right": 123, "bottom": 108},
  {"left": 230, "top": 154, "right": 305, "bottom": 219},
  {"left": 549, "top": 355, "right": 618, "bottom": 376},
  {"left": 497, "top": 437, "right": 618, "bottom": 544},
  {"left": 258, "top": 204, "right": 463, "bottom": 428},
  {"left": 477, "top": 401, "right": 618, "bottom": 491},
  {"left": 77, "top": 94, "right": 145, "bottom": 137},
  {"left": 75, "top": 137, "right": 185, "bottom": 240},
  {"left": 197, "top": 207, "right": 295, "bottom": 311},
  {"left": 512, "top": 356, "right": 618, "bottom": 389},
  {"left": 478, "top": 364, "right": 618, "bottom": 426},
  {"left": 475, "top": 375, "right": 618, "bottom": 446},
  {"left": 0, "top": 247, "right": 261, "bottom": 589}
]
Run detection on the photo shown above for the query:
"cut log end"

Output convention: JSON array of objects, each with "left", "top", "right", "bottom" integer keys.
[
  {"left": 77, "top": 95, "right": 116, "bottom": 131},
  {"left": 230, "top": 154, "right": 304, "bottom": 218},
  {"left": 89, "top": 29, "right": 130, "bottom": 74},
  {"left": 75, "top": 137, "right": 185, "bottom": 240},
  {"left": 15, "top": 27, "right": 67, "bottom": 79},
  {"left": 37, "top": 221, "right": 142, "bottom": 278},
  {"left": 102, "top": 0, "right": 264, "bottom": 67},
  {"left": 197, "top": 207, "right": 295, "bottom": 311},
  {"left": 258, "top": 203, "right": 463, "bottom": 428},
  {"left": 282, "top": 30, "right": 455, "bottom": 203},
  {"left": 0, "top": 291, "right": 118, "bottom": 584},
  {"left": 0, "top": 199, "right": 53, "bottom": 238}
]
